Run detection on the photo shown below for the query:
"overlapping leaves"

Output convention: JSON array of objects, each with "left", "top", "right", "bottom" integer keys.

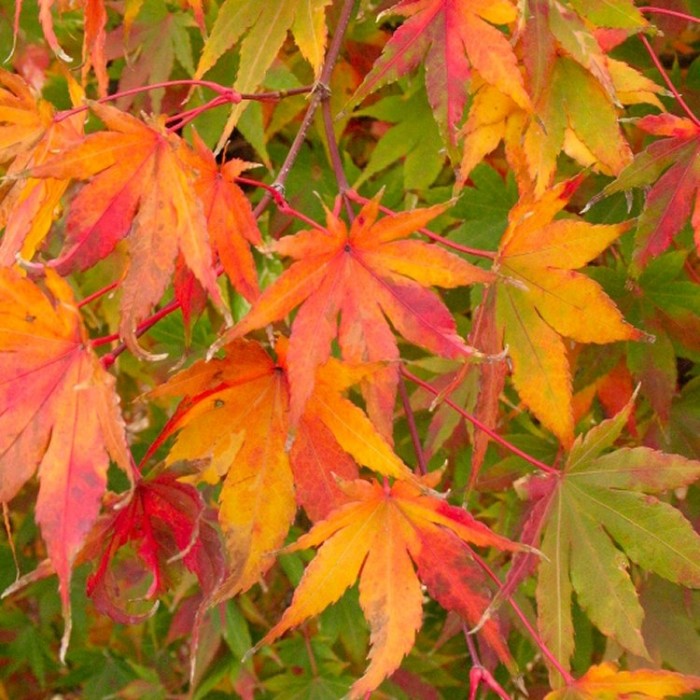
[
  {"left": 148, "top": 338, "right": 415, "bottom": 600},
  {"left": 222, "top": 195, "right": 493, "bottom": 436},
  {"left": 493, "top": 176, "right": 644, "bottom": 445}
]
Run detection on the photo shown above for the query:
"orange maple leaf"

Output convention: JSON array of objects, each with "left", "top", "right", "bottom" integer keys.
[
  {"left": 493, "top": 176, "right": 644, "bottom": 445},
  {"left": 0, "top": 69, "right": 84, "bottom": 267},
  {"left": 148, "top": 338, "right": 415, "bottom": 600},
  {"left": 28, "top": 102, "right": 227, "bottom": 356},
  {"left": 186, "top": 130, "right": 262, "bottom": 303},
  {"left": 0, "top": 268, "right": 131, "bottom": 658},
  {"left": 220, "top": 195, "right": 495, "bottom": 435},
  {"left": 546, "top": 662, "right": 700, "bottom": 700},
  {"left": 253, "top": 474, "right": 521, "bottom": 699}
]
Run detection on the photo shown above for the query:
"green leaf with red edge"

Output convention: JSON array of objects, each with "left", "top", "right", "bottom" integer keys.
[
  {"left": 219, "top": 194, "right": 494, "bottom": 434},
  {"left": 27, "top": 102, "right": 227, "bottom": 357},
  {"left": 148, "top": 337, "right": 416, "bottom": 600},
  {"left": 84, "top": 473, "right": 225, "bottom": 624},
  {"left": 545, "top": 662, "right": 700, "bottom": 700},
  {"left": 0, "top": 268, "right": 131, "bottom": 659},
  {"left": 493, "top": 176, "right": 644, "bottom": 446},
  {"left": 517, "top": 398, "right": 700, "bottom": 681},
  {"left": 252, "top": 474, "right": 521, "bottom": 700},
  {"left": 596, "top": 114, "right": 700, "bottom": 275},
  {"left": 351, "top": 0, "right": 529, "bottom": 145}
]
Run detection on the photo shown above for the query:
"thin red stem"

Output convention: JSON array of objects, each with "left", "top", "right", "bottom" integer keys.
[
  {"left": 165, "top": 95, "right": 232, "bottom": 131},
  {"left": 473, "top": 552, "right": 575, "bottom": 685},
  {"left": 639, "top": 6, "right": 700, "bottom": 23},
  {"left": 97, "top": 299, "right": 182, "bottom": 366},
  {"left": 77, "top": 281, "right": 120, "bottom": 308},
  {"left": 398, "top": 374, "right": 428, "bottom": 475},
  {"left": 465, "top": 629, "right": 512, "bottom": 700},
  {"left": 346, "top": 190, "right": 496, "bottom": 259},
  {"left": 401, "top": 368, "right": 558, "bottom": 475},
  {"left": 639, "top": 34, "right": 700, "bottom": 128},
  {"left": 54, "top": 79, "right": 241, "bottom": 122}
]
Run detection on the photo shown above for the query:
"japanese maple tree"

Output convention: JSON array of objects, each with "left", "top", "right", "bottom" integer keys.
[{"left": 2, "top": 0, "right": 700, "bottom": 698}]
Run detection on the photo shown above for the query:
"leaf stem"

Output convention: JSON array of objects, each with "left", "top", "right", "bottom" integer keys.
[
  {"left": 398, "top": 374, "right": 428, "bottom": 475},
  {"left": 54, "top": 79, "right": 241, "bottom": 122},
  {"left": 464, "top": 629, "right": 512, "bottom": 700},
  {"left": 639, "top": 6, "right": 700, "bottom": 23},
  {"left": 97, "top": 299, "right": 182, "bottom": 367},
  {"left": 320, "top": 88, "right": 355, "bottom": 220},
  {"left": 401, "top": 368, "right": 558, "bottom": 475},
  {"left": 77, "top": 281, "right": 120, "bottom": 308},
  {"left": 638, "top": 34, "right": 700, "bottom": 128},
  {"left": 473, "top": 551, "right": 575, "bottom": 685}
]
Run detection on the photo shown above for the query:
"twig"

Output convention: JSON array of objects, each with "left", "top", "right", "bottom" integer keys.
[
  {"left": 401, "top": 367, "right": 559, "bottom": 476},
  {"left": 253, "top": 0, "right": 357, "bottom": 219},
  {"left": 638, "top": 33, "right": 700, "bottom": 128},
  {"left": 399, "top": 374, "right": 428, "bottom": 475}
]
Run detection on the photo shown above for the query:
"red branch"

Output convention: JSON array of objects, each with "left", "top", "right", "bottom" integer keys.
[
  {"left": 638, "top": 33, "right": 700, "bottom": 128},
  {"left": 401, "top": 367, "right": 558, "bottom": 476}
]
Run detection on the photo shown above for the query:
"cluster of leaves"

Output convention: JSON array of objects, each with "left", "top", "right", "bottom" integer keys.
[{"left": 3, "top": 0, "right": 700, "bottom": 698}]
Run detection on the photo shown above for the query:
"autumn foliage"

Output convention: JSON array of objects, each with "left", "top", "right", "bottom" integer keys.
[{"left": 3, "top": 0, "right": 700, "bottom": 698}]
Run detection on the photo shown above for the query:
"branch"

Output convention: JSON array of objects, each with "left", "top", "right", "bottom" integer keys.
[
  {"left": 401, "top": 367, "right": 559, "bottom": 476},
  {"left": 253, "top": 0, "right": 357, "bottom": 218}
]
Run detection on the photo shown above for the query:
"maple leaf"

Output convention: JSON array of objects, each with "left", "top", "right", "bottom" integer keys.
[
  {"left": 0, "top": 69, "right": 84, "bottom": 267},
  {"left": 252, "top": 474, "right": 521, "bottom": 699},
  {"left": 85, "top": 473, "right": 225, "bottom": 624},
  {"left": 493, "top": 176, "right": 644, "bottom": 445},
  {"left": 148, "top": 338, "right": 415, "bottom": 600},
  {"left": 351, "top": 0, "right": 530, "bottom": 144},
  {"left": 194, "top": 0, "right": 332, "bottom": 150},
  {"left": 27, "top": 102, "right": 227, "bottom": 357},
  {"left": 104, "top": 9, "right": 197, "bottom": 114},
  {"left": 18, "top": 0, "right": 110, "bottom": 94},
  {"left": 220, "top": 195, "right": 495, "bottom": 434},
  {"left": 460, "top": 0, "right": 660, "bottom": 195},
  {"left": 594, "top": 114, "right": 700, "bottom": 274},
  {"left": 0, "top": 268, "right": 131, "bottom": 658},
  {"left": 545, "top": 662, "right": 700, "bottom": 700},
  {"left": 185, "top": 130, "right": 262, "bottom": 302},
  {"left": 516, "top": 397, "right": 700, "bottom": 679}
]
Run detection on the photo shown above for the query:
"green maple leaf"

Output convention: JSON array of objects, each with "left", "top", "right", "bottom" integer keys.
[{"left": 517, "top": 397, "right": 700, "bottom": 680}]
